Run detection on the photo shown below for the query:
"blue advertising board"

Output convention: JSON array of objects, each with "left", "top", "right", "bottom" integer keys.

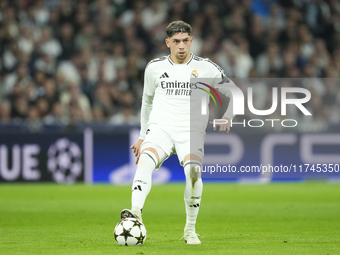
[
  {"left": 0, "top": 132, "right": 84, "bottom": 183},
  {"left": 96, "top": 129, "right": 340, "bottom": 184},
  {"left": 0, "top": 129, "right": 339, "bottom": 184}
]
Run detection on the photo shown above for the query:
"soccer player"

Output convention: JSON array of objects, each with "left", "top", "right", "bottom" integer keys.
[{"left": 121, "top": 21, "right": 236, "bottom": 244}]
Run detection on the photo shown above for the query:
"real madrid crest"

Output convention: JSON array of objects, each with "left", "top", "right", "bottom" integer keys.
[{"left": 191, "top": 70, "right": 198, "bottom": 78}]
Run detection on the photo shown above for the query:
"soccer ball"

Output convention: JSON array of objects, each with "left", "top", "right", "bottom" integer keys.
[{"left": 114, "top": 218, "right": 147, "bottom": 246}]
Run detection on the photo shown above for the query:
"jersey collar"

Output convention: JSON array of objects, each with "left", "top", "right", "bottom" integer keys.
[{"left": 168, "top": 53, "right": 194, "bottom": 65}]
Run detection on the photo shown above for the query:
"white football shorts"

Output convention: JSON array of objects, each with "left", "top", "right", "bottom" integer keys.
[{"left": 140, "top": 124, "right": 205, "bottom": 169}]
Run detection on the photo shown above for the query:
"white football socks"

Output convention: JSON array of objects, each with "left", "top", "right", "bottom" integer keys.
[
  {"left": 131, "top": 151, "right": 157, "bottom": 215},
  {"left": 183, "top": 161, "right": 203, "bottom": 232}
]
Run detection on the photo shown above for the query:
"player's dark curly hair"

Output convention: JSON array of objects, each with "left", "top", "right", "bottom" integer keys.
[{"left": 166, "top": 21, "right": 192, "bottom": 38}]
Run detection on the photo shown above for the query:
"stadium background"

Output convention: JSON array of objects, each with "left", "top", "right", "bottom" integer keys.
[
  {"left": 0, "top": 0, "right": 339, "bottom": 184},
  {"left": 1, "top": 1, "right": 340, "bottom": 255}
]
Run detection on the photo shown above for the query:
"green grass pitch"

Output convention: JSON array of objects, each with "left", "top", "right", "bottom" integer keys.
[{"left": 0, "top": 182, "right": 339, "bottom": 255}]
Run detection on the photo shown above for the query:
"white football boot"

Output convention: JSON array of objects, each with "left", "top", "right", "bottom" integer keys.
[
  {"left": 183, "top": 229, "right": 201, "bottom": 244},
  {"left": 120, "top": 209, "right": 143, "bottom": 223}
]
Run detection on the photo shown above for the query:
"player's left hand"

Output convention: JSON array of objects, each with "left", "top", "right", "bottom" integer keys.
[
  {"left": 130, "top": 139, "right": 144, "bottom": 164},
  {"left": 209, "top": 117, "right": 231, "bottom": 134}
]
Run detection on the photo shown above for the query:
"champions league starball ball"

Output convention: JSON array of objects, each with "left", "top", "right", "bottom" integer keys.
[{"left": 114, "top": 218, "right": 147, "bottom": 246}]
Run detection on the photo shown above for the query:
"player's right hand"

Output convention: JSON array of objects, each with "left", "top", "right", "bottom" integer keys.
[{"left": 130, "top": 139, "right": 144, "bottom": 164}]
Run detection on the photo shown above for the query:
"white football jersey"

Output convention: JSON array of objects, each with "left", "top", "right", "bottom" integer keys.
[{"left": 141, "top": 53, "right": 234, "bottom": 136}]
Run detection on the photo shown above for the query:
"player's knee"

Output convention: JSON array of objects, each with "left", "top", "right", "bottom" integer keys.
[
  {"left": 183, "top": 161, "right": 202, "bottom": 187},
  {"left": 141, "top": 147, "right": 160, "bottom": 163},
  {"left": 138, "top": 153, "right": 150, "bottom": 167},
  {"left": 139, "top": 150, "right": 158, "bottom": 168},
  {"left": 184, "top": 154, "right": 202, "bottom": 164}
]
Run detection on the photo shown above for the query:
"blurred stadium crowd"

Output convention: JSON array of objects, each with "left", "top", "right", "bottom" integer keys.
[{"left": 0, "top": 0, "right": 339, "bottom": 131}]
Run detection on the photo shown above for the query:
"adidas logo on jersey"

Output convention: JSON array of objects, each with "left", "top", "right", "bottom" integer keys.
[{"left": 159, "top": 72, "right": 169, "bottom": 79}]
